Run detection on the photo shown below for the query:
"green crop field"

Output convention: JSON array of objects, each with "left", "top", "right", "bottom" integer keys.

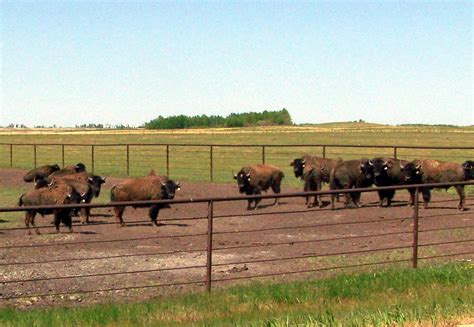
[{"left": 1, "top": 123, "right": 473, "bottom": 190}]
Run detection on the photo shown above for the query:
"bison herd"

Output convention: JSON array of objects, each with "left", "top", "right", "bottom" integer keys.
[{"left": 16, "top": 156, "right": 474, "bottom": 235}]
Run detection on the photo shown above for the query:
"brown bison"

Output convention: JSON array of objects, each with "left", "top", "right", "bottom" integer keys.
[
  {"left": 329, "top": 159, "right": 374, "bottom": 209},
  {"left": 18, "top": 183, "right": 82, "bottom": 235},
  {"left": 23, "top": 164, "right": 60, "bottom": 182},
  {"left": 234, "top": 164, "right": 284, "bottom": 210},
  {"left": 402, "top": 159, "right": 467, "bottom": 210},
  {"left": 47, "top": 163, "right": 86, "bottom": 179},
  {"left": 291, "top": 156, "right": 341, "bottom": 207},
  {"left": 110, "top": 172, "right": 180, "bottom": 227}
]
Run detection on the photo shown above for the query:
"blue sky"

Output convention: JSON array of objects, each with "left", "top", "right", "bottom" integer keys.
[{"left": 1, "top": 1, "right": 472, "bottom": 127}]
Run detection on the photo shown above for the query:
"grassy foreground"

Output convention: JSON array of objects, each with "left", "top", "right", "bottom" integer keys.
[{"left": 1, "top": 263, "right": 472, "bottom": 326}]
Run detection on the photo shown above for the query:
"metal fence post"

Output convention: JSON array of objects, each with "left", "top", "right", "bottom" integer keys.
[
  {"left": 394, "top": 147, "right": 398, "bottom": 159},
  {"left": 10, "top": 144, "right": 13, "bottom": 168},
  {"left": 166, "top": 145, "right": 170, "bottom": 177},
  {"left": 262, "top": 146, "right": 266, "bottom": 164},
  {"left": 210, "top": 145, "right": 214, "bottom": 182},
  {"left": 91, "top": 145, "right": 95, "bottom": 174},
  {"left": 33, "top": 145, "right": 37, "bottom": 168},
  {"left": 412, "top": 187, "right": 419, "bottom": 268},
  {"left": 322, "top": 145, "right": 326, "bottom": 158},
  {"left": 61, "top": 144, "right": 65, "bottom": 168},
  {"left": 206, "top": 200, "right": 214, "bottom": 292},
  {"left": 126, "top": 145, "right": 130, "bottom": 176}
]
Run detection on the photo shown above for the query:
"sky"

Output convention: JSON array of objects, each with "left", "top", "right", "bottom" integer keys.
[{"left": 0, "top": 1, "right": 472, "bottom": 127}]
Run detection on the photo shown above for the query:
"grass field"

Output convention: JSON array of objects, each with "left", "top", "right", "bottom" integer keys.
[
  {"left": 0, "top": 124, "right": 473, "bottom": 184},
  {"left": 1, "top": 123, "right": 473, "bottom": 200},
  {"left": 1, "top": 263, "right": 472, "bottom": 326}
]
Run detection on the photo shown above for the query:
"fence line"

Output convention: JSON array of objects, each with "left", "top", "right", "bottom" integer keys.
[
  {"left": 1, "top": 142, "right": 473, "bottom": 180},
  {"left": 1, "top": 181, "right": 473, "bottom": 300}
]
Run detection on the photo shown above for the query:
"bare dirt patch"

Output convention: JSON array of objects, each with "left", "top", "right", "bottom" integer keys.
[{"left": 1, "top": 168, "right": 473, "bottom": 309}]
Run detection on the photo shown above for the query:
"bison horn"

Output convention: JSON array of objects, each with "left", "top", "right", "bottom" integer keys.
[
  {"left": 368, "top": 160, "right": 373, "bottom": 166},
  {"left": 400, "top": 164, "right": 404, "bottom": 169},
  {"left": 101, "top": 177, "right": 106, "bottom": 182},
  {"left": 415, "top": 164, "right": 421, "bottom": 170},
  {"left": 302, "top": 159, "right": 306, "bottom": 164},
  {"left": 176, "top": 181, "right": 181, "bottom": 190},
  {"left": 246, "top": 173, "right": 251, "bottom": 178}
]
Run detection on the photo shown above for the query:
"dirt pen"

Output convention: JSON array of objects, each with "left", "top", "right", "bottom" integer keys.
[{"left": 1, "top": 174, "right": 473, "bottom": 308}]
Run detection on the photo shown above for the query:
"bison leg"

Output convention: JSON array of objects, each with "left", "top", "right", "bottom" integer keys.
[
  {"left": 53, "top": 213, "right": 61, "bottom": 233},
  {"left": 25, "top": 211, "right": 40, "bottom": 235},
  {"left": 254, "top": 190, "right": 262, "bottom": 210},
  {"left": 62, "top": 212, "right": 73, "bottom": 233},
  {"left": 386, "top": 190, "right": 395, "bottom": 207},
  {"left": 303, "top": 181, "right": 310, "bottom": 206},
  {"left": 352, "top": 192, "right": 362, "bottom": 208},
  {"left": 454, "top": 186, "right": 465, "bottom": 211},
  {"left": 377, "top": 191, "right": 384, "bottom": 207},
  {"left": 408, "top": 189, "right": 415, "bottom": 207},
  {"left": 331, "top": 193, "right": 337, "bottom": 210},
  {"left": 317, "top": 180, "right": 323, "bottom": 208},
  {"left": 114, "top": 206, "right": 126, "bottom": 227},
  {"left": 422, "top": 188, "right": 431, "bottom": 209},
  {"left": 149, "top": 205, "right": 160, "bottom": 227},
  {"left": 271, "top": 183, "right": 281, "bottom": 206},
  {"left": 80, "top": 208, "right": 89, "bottom": 224}
]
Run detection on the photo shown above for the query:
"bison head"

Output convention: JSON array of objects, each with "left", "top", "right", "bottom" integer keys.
[
  {"left": 360, "top": 159, "right": 374, "bottom": 183},
  {"left": 74, "top": 163, "right": 86, "bottom": 172},
  {"left": 462, "top": 160, "right": 474, "bottom": 180},
  {"left": 88, "top": 175, "right": 106, "bottom": 197},
  {"left": 371, "top": 158, "right": 393, "bottom": 186},
  {"left": 160, "top": 180, "right": 180, "bottom": 200},
  {"left": 402, "top": 162, "right": 422, "bottom": 183},
  {"left": 234, "top": 170, "right": 251, "bottom": 193},
  {"left": 290, "top": 158, "right": 306, "bottom": 178}
]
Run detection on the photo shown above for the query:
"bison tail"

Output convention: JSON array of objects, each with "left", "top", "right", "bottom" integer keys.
[{"left": 18, "top": 194, "right": 24, "bottom": 207}]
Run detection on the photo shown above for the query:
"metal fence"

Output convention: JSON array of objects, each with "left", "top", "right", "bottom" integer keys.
[
  {"left": 1, "top": 143, "right": 473, "bottom": 183},
  {"left": 1, "top": 181, "right": 473, "bottom": 302}
]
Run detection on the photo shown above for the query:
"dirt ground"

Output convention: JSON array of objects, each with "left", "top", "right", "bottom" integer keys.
[{"left": 0, "top": 168, "right": 473, "bottom": 309}]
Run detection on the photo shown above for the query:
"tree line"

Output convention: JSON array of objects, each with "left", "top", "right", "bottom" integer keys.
[{"left": 144, "top": 109, "right": 293, "bottom": 129}]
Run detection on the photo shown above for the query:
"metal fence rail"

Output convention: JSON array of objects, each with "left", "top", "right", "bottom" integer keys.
[
  {"left": 1, "top": 181, "right": 473, "bottom": 301},
  {"left": 1, "top": 142, "right": 473, "bottom": 182}
]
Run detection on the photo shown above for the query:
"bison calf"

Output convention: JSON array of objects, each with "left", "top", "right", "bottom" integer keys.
[
  {"left": 110, "top": 173, "right": 180, "bottom": 227},
  {"left": 234, "top": 164, "right": 284, "bottom": 210}
]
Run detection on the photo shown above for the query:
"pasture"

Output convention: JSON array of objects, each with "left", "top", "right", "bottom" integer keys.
[
  {"left": 0, "top": 124, "right": 473, "bottom": 324},
  {"left": 1, "top": 124, "right": 474, "bottom": 186}
]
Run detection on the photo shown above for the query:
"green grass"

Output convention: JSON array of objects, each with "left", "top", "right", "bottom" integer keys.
[
  {"left": 1, "top": 263, "right": 472, "bottom": 326},
  {"left": 0, "top": 124, "right": 473, "bottom": 187}
]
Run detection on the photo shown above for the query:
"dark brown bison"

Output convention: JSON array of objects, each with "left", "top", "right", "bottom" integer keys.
[
  {"left": 46, "top": 163, "right": 87, "bottom": 180},
  {"left": 371, "top": 157, "right": 409, "bottom": 207},
  {"left": 402, "top": 159, "right": 467, "bottom": 210},
  {"left": 329, "top": 159, "right": 374, "bottom": 209},
  {"left": 48, "top": 172, "right": 106, "bottom": 223},
  {"left": 291, "top": 156, "right": 341, "bottom": 207},
  {"left": 18, "top": 183, "right": 82, "bottom": 235},
  {"left": 234, "top": 164, "right": 284, "bottom": 210},
  {"left": 110, "top": 173, "right": 180, "bottom": 227},
  {"left": 23, "top": 164, "right": 60, "bottom": 182}
]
